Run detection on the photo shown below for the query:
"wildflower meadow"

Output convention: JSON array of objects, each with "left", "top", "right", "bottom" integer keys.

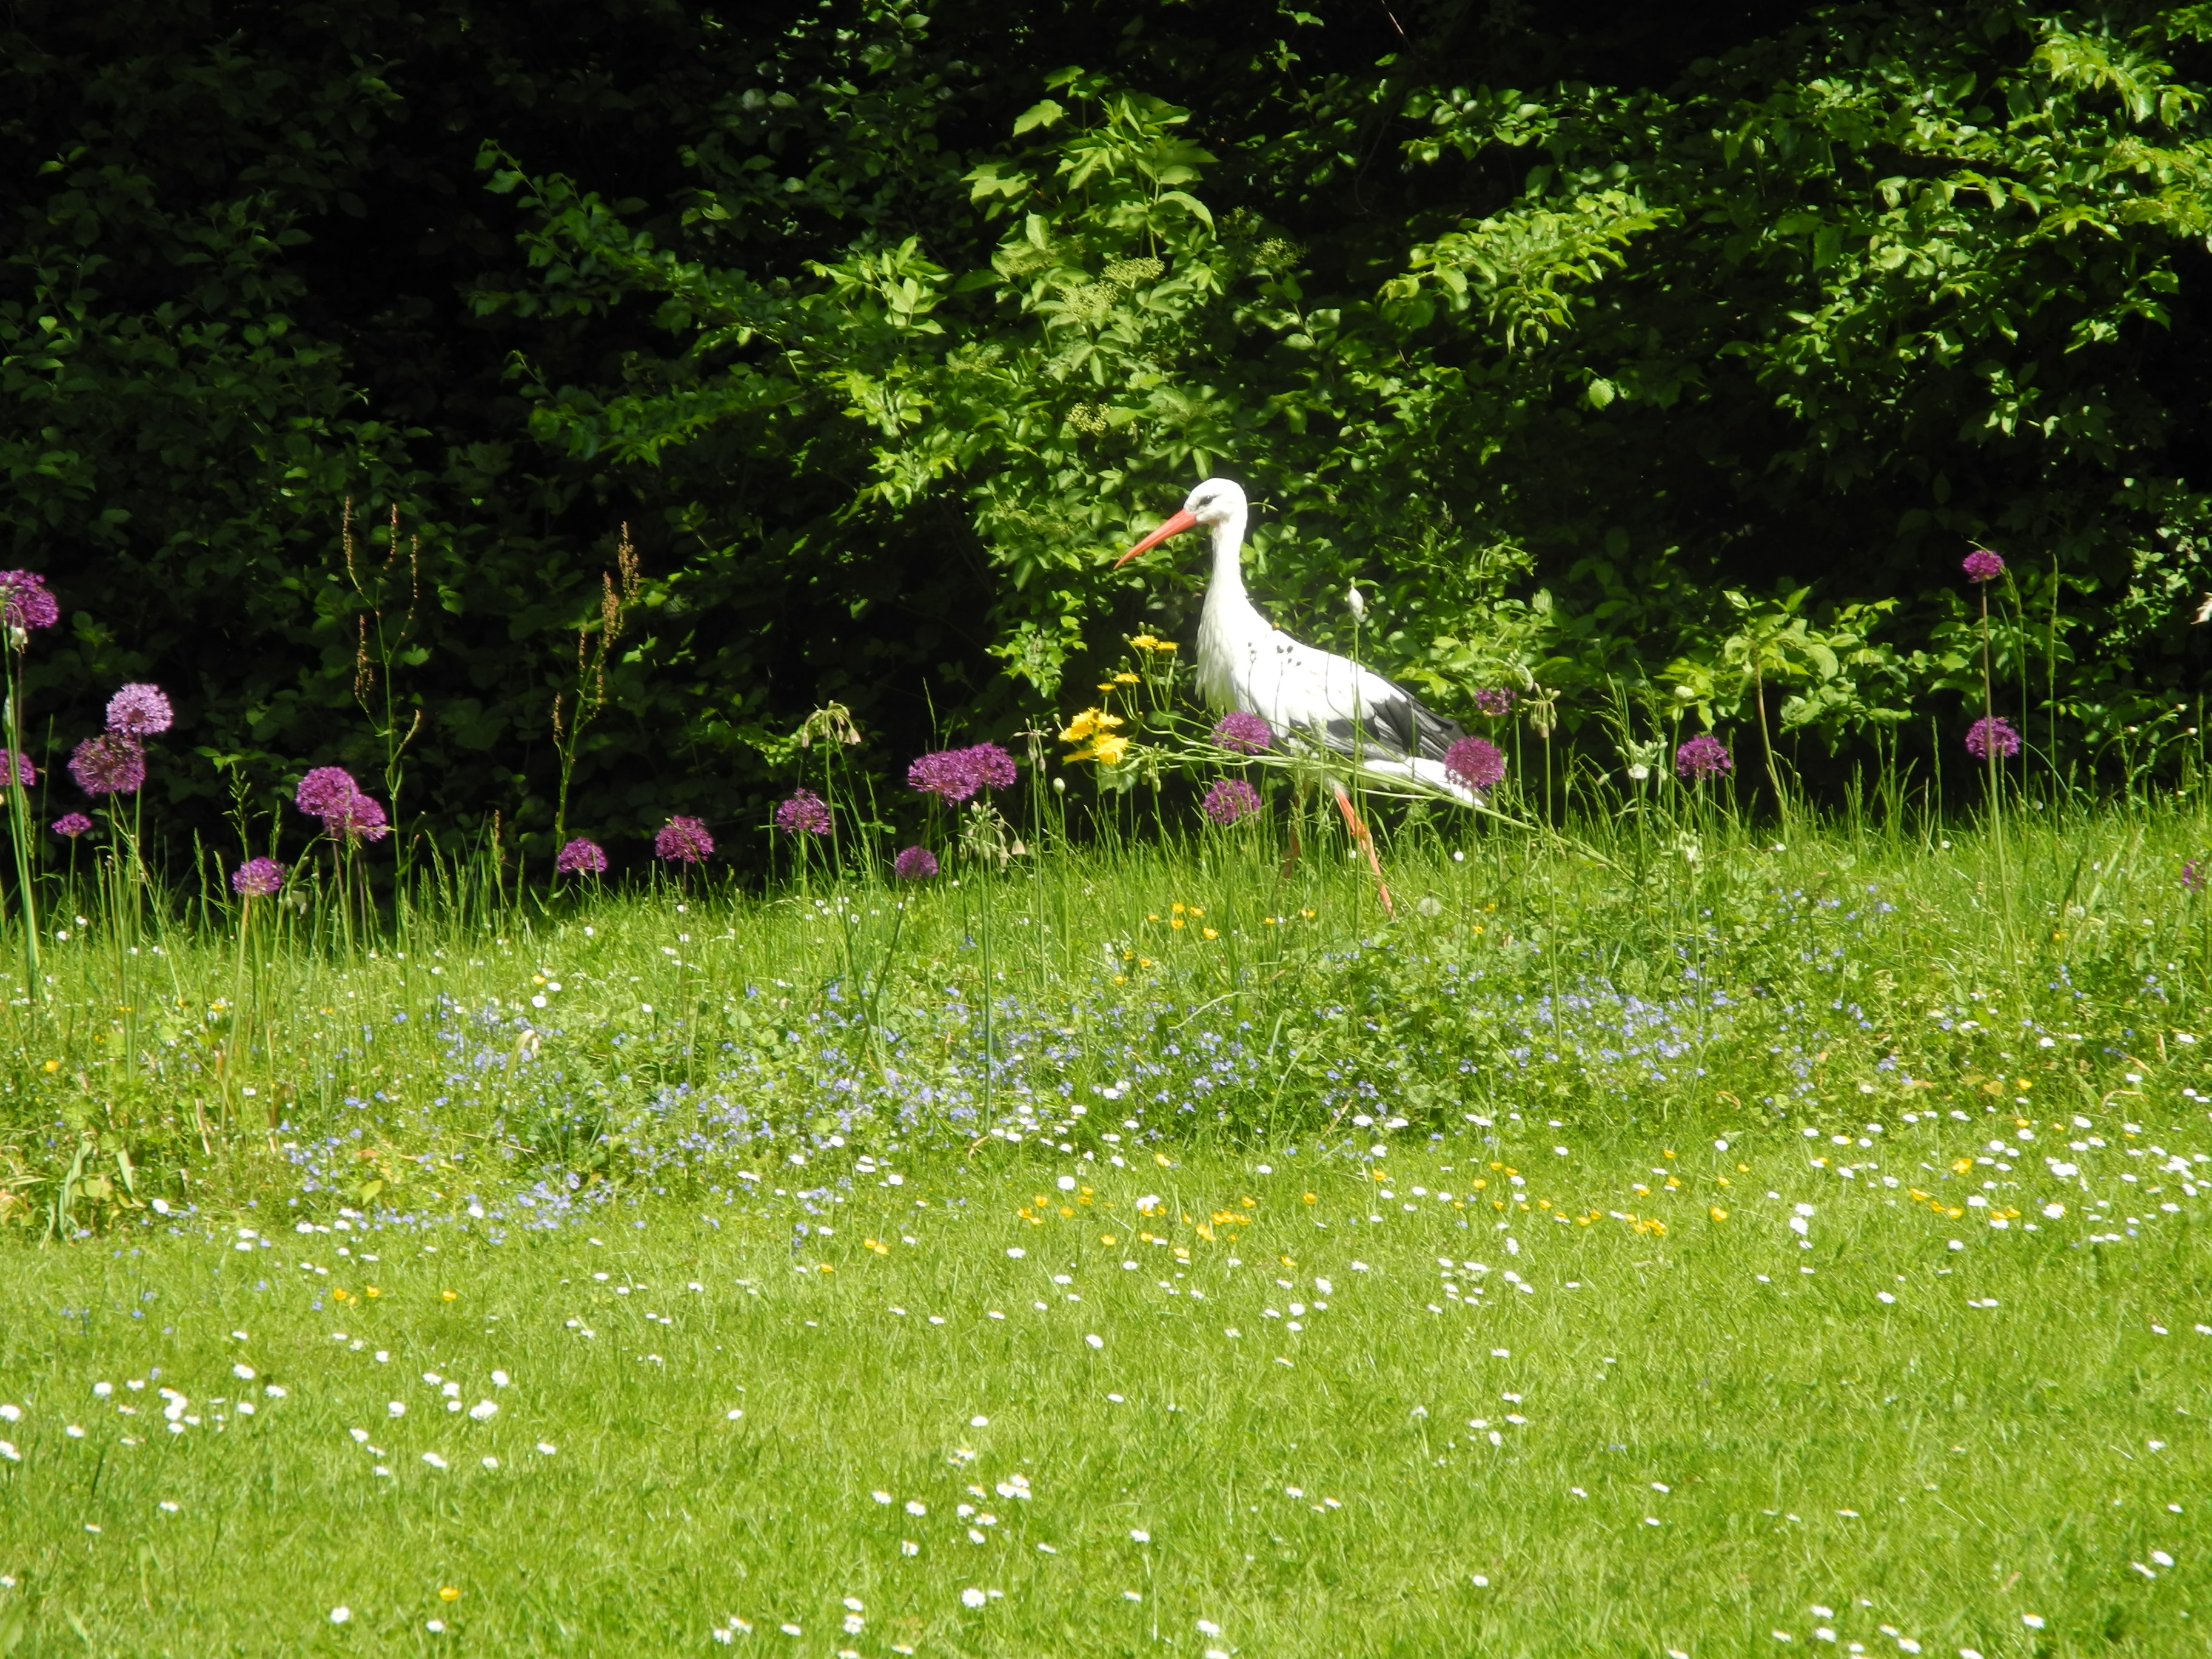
[
  {"left": 5, "top": 0, "right": 2211, "bottom": 1646},
  {"left": 0, "top": 565, "right": 2205, "bottom": 1652}
]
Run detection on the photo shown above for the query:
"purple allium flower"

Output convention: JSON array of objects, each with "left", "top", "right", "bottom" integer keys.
[
  {"left": 907, "top": 743, "right": 1018, "bottom": 803},
  {"left": 231, "top": 857, "right": 286, "bottom": 898},
  {"left": 654, "top": 815, "right": 714, "bottom": 864},
  {"left": 1471, "top": 688, "right": 1517, "bottom": 718},
  {"left": 52, "top": 812, "right": 93, "bottom": 838},
  {"left": 1961, "top": 549, "right": 2005, "bottom": 584},
  {"left": 105, "top": 683, "right": 174, "bottom": 736},
  {"left": 2184, "top": 857, "right": 2207, "bottom": 894},
  {"left": 0, "top": 571, "right": 59, "bottom": 632},
  {"left": 774, "top": 789, "right": 834, "bottom": 836},
  {"left": 962, "top": 742, "right": 1018, "bottom": 793},
  {"left": 69, "top": 732, "right": 145, "bottom": 796},
  {"left": 1963, "top": 716, "right": 2022, "bottom": 760},
  {"left": 1, "top": 749, "right": 33, "bottom": 788},
  {"left": 1675, "top": 734, "right": 1734, "bottom": 781},
  {"left": 295, "top": 766, "right": 361, "bottom": 817},
  {"left": 892, "top": 845, "right": 939, "bottom": 882},
  {"left": 1201, "top": 777, "right": 1262, "bottom": 825},
  {"left": 1211, "top": 711, "right": 1273, "bottom": 754},
  {"left": 906, "top": 749, "right": 974, "bottom": 802},
  {"left": 1444, "top": 735, "right": 1507, "bottom": 791},
  {"left": 555, "top": 837, "right": 608, "bottom": 876},
  {"left": 324, "top": 791, "right": 390, "bottom": 843}
]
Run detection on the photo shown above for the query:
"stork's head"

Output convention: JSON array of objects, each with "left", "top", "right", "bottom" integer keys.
[{"left": 1114, "top": 478, "right": 1247, "bottom": 568}]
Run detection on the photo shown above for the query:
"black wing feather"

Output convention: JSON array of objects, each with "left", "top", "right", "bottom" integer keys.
[{"left": 1316, "top": 678, "right": 1464, "bottom": 762}]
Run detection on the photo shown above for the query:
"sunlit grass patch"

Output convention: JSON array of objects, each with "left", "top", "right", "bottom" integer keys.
[
  {"left": 1, "top": 1114, "right": 2204, "bottom": 1655},
  {"left": 1, "top": 803, "right": 2206, "bottom": 1651}
]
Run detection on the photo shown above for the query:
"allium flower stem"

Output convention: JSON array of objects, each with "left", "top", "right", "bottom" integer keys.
[
  {"left": 0, "top": 665, "right": 38, "bottom": 988},
  {"left": 1971, "top": 561, "right": 2014, "bottom": 912}
]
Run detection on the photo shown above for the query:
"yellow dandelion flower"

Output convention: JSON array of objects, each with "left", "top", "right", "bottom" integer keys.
[
  {"left": 441, "top": 1290, "right": 458, "bottom": 1302},
  {"left": 1113, "top": 672, "right": 1141, "bottom": 685},
  {"left": 1709, "top": 1206, "right": 1728, "bottom": 1221},
  {"left": 364, "top": 1285, "right": 381, "bottom": 1299},
  {"left": 440, "top": 1587, "right": 461, "bottom": 1603},
  {"left": 1202, "top": 927, "right": 1218, "bottom": 939},
  {"left": 1101, "top": 1234, "right": 1116, "bottom": 1245},
  {"left": 1302, "top": 1191, "right": 1317, "bottom": 1204}
]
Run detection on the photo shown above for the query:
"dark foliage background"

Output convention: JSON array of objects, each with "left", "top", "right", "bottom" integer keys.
[{"left": 2, "top": 0, "right": 2205, "bottom": 868}]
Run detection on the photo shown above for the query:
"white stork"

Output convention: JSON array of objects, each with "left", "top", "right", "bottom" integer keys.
[{"left": 1116, "top": 477, "right": 1475, "bottom": 913}]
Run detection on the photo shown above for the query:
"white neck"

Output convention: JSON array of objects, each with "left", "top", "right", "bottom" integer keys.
[
  {"left": 1194, "top": 501, "right": 1259, "bottom": 711},
  {"left": 1207, "top": 502, "right": 1250, "bottom": 608}
]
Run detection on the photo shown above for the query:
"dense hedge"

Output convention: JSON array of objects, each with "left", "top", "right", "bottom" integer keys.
[{"left": 2, "top": 0, "right": 2205, "bottom": 865}]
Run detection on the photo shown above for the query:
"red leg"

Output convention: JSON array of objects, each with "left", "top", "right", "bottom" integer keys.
[{"left": 1331, "top": 782, "right": 1393, "bottom": 917}]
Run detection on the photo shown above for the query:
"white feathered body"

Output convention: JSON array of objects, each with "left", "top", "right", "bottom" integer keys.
[{"left": 1191, "top": 494, "right": 1473, "bottom": 804}]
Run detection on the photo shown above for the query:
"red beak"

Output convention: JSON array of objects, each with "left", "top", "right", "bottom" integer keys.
[{"left": 1114, "top": 508, "right": 1199, "bottom": 568}]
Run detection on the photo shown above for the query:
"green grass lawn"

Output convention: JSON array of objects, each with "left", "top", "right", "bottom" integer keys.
[
  {"left": 1, "top": 1121, "right": 2204, "bottom": 1657},
  {"left": 1, "top": 806, "right": 2207, "bottom": 1654}
]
